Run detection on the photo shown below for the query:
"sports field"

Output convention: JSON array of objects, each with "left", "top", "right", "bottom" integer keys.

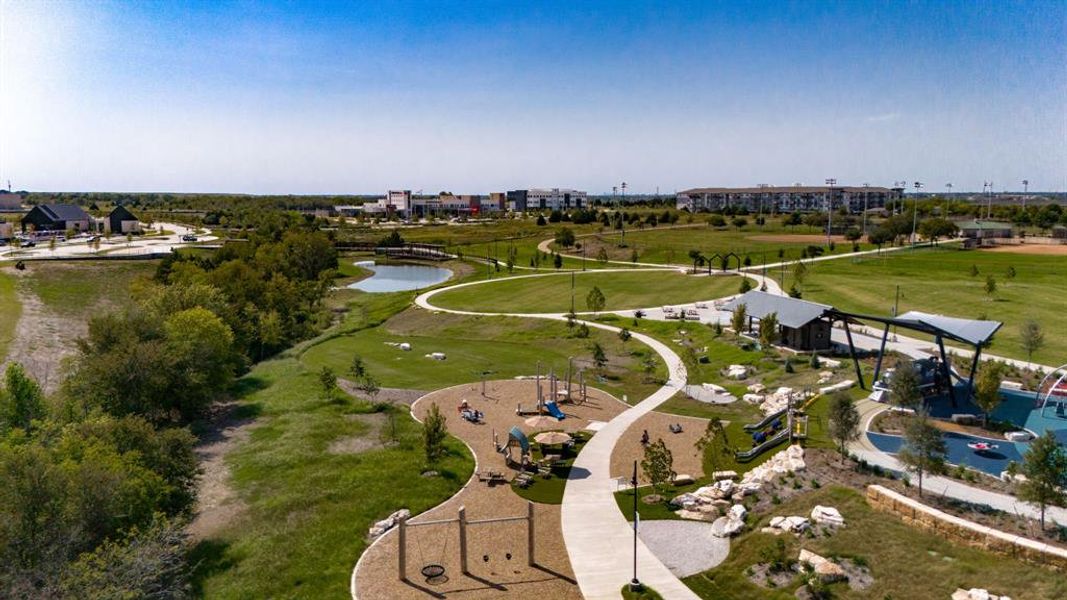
[
  {"left": 431, "top": 270, "right": 744, "bottom": 314},
  {"left": 790, "top": 247, "right": 1066, "bottom": 365}
]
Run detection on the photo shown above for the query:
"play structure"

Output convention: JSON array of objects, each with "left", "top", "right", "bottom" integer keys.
[
  {"left": 735, "top": 400, "right": 809, "bottom": 462},
  {"left": 494, "top": 426, "right": 532, "bottom": 467},
  {"left": 1036, "top": 364, "right": 1067, "bottom": 419},
  {"left": 871, "top": 356, "right": 959, "bottom": 400},
  {"left": 515, "top": 363, "right": 587, "bottom": 420},
  {"left": 396, "top": 502, "right": 537, "bottom": 585}
]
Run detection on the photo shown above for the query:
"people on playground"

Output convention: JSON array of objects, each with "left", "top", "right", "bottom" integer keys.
[
  {"left": 457, "top": 399, "right": 483, "bottom": 423},
  {"left": 641, "top": 429, "right": 650, "bottom": 446}
]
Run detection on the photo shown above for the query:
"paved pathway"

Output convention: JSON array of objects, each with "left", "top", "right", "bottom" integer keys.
[{"left": 1, "top": 222, "right": 216, "bottom": 260}]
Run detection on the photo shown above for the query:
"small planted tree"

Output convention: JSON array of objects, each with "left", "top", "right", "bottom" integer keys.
[
  {"left": 553, "top": 253, "right": 563, "bottom": 270},
  {"left": 792, "top": 261, "right": 808, "bottom": 285},
  {"left": 618, "top": 327, "right": 632, "bottom": 342},
  {"left": 586, "top": 286, "right": 606, "bottom": 314},
  {"left": 827, "top": 391, "right": 860, "bottom": 463},
  {"left": 641, "top": 354, "right": 659, "bottom": 383},
  {"left": 688, "top": 249, "right": 703, "bottom": 273},
  {"left": 897, "top": 411, "right": 947, "bottom": 496},
  {"left": 641, "top": 438, "right": 675, "bottom": 494},
  {"left": 596, "top": 247, "right": 609, "bottom": 265},
  {"left": 738, "top": 277, "right": 753, "bottom": 294},
  {"left": 318, "top": 366, "right": 338, "bottom": 398},
  {"left": 730, "top": 303, "right": 747, "bottom": 336},
  {"left": 758, "top": 312, "right": 779, "bottom": 350},
  {"left": 969, "top": 264, "right": 980, "bottom": 277},
  {"left": 349, "top": 355, "right": 367, "bottom": 379},
  {"left": 973, "top": 362, "right": 1003, "bottom": 426},
  {"left": 1019, "top": 320, "right": 1045, "bottom": 365},
  {"left": 1018, "top": 431, "right": 1067, "bottom": 530},
  {"left": 984, "top": 275, "right": 997, "bottom": 299},
  {"left": 554, "top": 227, "right": 576, "bottom": 247},
  {"left": 423, "top": 403, "right": 448, "bottom": 465},
  {"left": 889, "top": 361, "right": 922, "bottom": 410},
  {"left": 591, "top": 342, "right": 607, "bottom": 370}
]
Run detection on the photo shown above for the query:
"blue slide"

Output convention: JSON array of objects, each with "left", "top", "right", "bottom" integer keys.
[{"left": 544, "top": 401, "right": 566, "bottom": 420}]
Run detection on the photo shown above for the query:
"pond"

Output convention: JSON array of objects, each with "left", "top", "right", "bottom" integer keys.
[{"left": 347, "top": 261, "right": 452, "bottom": 293}]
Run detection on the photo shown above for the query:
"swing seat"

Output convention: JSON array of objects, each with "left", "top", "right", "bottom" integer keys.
[{"left": 421, "top": 564, "right": 445, "bottom": 578}]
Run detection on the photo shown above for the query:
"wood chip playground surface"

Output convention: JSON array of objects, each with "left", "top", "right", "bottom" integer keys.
[{"left": 353, "top": 379, "right": 628, "bottom": 599}]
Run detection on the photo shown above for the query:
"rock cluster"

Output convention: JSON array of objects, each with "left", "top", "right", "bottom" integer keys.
[
  {"left": 368, "top": 508, "right": 410, "bottom": 539},
  {"left": 724, "top": 364, "right": 750, "bottom": 380},
  {"left": 763, "top": 515, "right": 810, "bottom": 535},
  {"left": 951, "top": 589, "right": 1012, "bottom": 600},
  {"left": 672, "top": 445, "right": 806, "bottom": 522},
  {"left": 798, "top": 549, "right": 846, "bottom": 583},
  {"left": 810, "top": 505, "right": 845, "bottom": 527},
  {"left": 742, "top": 386, "right": 810, "bottom": 416}
]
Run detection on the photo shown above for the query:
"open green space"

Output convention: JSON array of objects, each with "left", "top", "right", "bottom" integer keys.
[
  {"left": 556, "top": 223, "right": 874, "bottom": 267},
  {"left": 18, "top": 260, "right": 157, "bottom": 316},
  {"left": 683, "top": 486, "right": 1067, "bottom": 599},
  {"left": 190, "top": 358, "right": 474, "bottom": 598},
  {"left": 789, "top": 247, "right": 1066, "bottom": 364},
  {"left": 0, "top": 268, "right": 19, "bottom": 360},
  {"left": 432, "top": 271, "right": 744, "bottom": 314}
]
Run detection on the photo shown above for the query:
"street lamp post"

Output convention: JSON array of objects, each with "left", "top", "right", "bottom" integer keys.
[
  {"left": 862, "top": 183, "right": 870, "bottom": 236},
  {"left": 629, "top": 460, "right": 641, "bottom": 592},
  {"left": 824, "top": 178, "right": 836, "bottom": 247},
  {"left": 1022, "top": 179, "right": 1029, "bottom": 211},
  {"left": 758, "top": 183, "right": 769, "bottom": 225},
  {"left": 911, "top": 181, "right": 923, "bottom": 246}
]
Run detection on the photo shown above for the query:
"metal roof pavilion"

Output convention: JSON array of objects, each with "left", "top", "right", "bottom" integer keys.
[{"left": 721, "top": 291, "right": 833, "bottom": 329}]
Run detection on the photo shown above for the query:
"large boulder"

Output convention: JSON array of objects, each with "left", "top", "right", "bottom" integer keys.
[
  {"left": 710, "top": 515, "right": 745, "bottom": 537},
  {"left": 798, "top": 549, "right": 846, "bottom": 583},
  {"left": 810, "top": 505, "right": 845, "bottom": 527},
  {"left": 951, "top": 589, "right": 1012, "bottom": 600}
]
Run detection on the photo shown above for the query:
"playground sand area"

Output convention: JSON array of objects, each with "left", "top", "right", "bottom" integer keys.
[
  {"left": 981, "top": 243, "right": 1067, "bottom": 256},
  {"left": 354, "top": 379, "right": 628, "bottom": 599},
  {"left": 611, "top": 411, "right": 710, "bottom": 485}
]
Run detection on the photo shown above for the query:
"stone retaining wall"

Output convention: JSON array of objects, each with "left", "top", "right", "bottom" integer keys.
[{"left": 865, "top": 484, "right": 1067, "bottom": 571}]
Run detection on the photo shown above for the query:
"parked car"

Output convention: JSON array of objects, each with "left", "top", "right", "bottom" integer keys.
[{"left": 181, "top": 234, "right": 198, "bottom": 242}]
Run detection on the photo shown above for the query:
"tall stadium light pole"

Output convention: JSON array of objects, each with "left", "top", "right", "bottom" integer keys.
[
  {"left": 758, "top": 183, "right": 769, "bottom": 225},
  {"left": 1022, "top": 179, "right": 1029, "bottom": 211},
  {"left": 946, "top": 182, "right": 952, "bottom": 198},
  {"left": 613, "top": 186, "right": 618, "bottom": 206},
  {"left": 862, "top": 183, "right": 870, "bottom": 236},
  {"left": 621, "top": 182, "right": 627, "bottom": 205},
  {"left": 824, "top": 178, "right": 836, "bottom": 247},
  {"left": 911, "top": 181, "right": 923, "bottom": 245}
]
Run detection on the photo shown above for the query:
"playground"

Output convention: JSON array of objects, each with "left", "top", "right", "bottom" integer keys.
[{"left": 353, "top": 378, "right": 628, "bottom": 599}]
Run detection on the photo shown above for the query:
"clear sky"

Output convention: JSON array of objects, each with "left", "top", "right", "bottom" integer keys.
[{"left": 1, "top": 0, "right": 1064, "bottom": 194}]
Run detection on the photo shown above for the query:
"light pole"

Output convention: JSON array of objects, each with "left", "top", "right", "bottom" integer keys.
[
  {"left": 758, "top": 183, "right": 769, "bottom": 226},
  {"left": 824, "top": 178, "right": 836, "bottom": 247},
  {"left": 629, "top": 460, "right": 641, "bottom": 592},
  {"left": 862, "top": 183, "right": 870, "bottom": 236},
  {"left": 911, "top": 181, "right": 923, "bottom": 245},
  {"left": 946, "top": 182, "right": 952, "bottom": 198},
  {"left": 1022, "top": 179, "right": 1029, "bottom": 211}
]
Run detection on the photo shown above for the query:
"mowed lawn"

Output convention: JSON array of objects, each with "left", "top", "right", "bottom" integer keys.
[
  {"left": 684, "top": 486, "right": 1067, "bottom": 599},
  {"left": 564, "top": 224, "right": 873, "bottom": 267},
  {"left": 431, "top": 270, "right": 744, "bottom": 313},
  {"left": 790, "top": 247, "right": 1066, "bottom": 365}
]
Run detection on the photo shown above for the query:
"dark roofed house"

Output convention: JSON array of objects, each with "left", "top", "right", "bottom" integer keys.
[
  {"left": 721, "top": 290, "right": 835, "bottom": 351},
  {"left": 108, "top": 205, "right": 142, "bottom": 234},
  {"left": 21, "top": 204, "right": 91, "bottom": 233}
]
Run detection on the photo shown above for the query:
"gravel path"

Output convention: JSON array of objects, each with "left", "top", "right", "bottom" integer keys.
[{"left": 636, "top": 520, "right": 730, "bottom": 578}]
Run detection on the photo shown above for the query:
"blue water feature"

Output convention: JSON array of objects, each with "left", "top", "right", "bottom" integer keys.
[
  {"left": 347, "top": 261, "right": 452, "bottom": 293},
  {"left": 868, "top": 430, "right": 1025, "bottom": 476}
]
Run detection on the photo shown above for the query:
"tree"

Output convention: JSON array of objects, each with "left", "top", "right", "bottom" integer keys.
[
  {"left": 641, "top": 438, "right": 675, "bottom": 493},
  {"left": 888, "top": 361, "right": 922, "bottom": 410},
  {"left": 972, "top": 362, "right": 1003, "bottom": 426},
  {"left": 984, "top": 275, "right": 997, "bottom": 298},
  {"left": 787, "top": 284, "right": 802, "bottom": 298},
  {"left": 757, "top": 312, "right": 779, "bottom": 350},
  {"left": 897, "top": 411, "right": 947, "bottom": 496},
  {"left": 844, "top": 227, "right": 862, "bottom": 242},
  {"left": 738, "top": 277, "right": 753, "bottom": 294},
  {"left": 1005, "top": 265, "right": 1016, "bottom": 279},
  {"left": 586, "top": 286, "right": 606, "bottom": 313},
  {"left": 591, "top": 342, "right": 607, "bottom": 370},
  {"left": 827, "top": 392, "right": 860, "bottom": 462},
  {"left": 1019, "top": 320, "right": 1045, "bottom": 365},
  {"left": 319, "top": 367, "right": 337, "bottom": 398},
  {"left": 554, "top": 227, "right": 576, "bottom": 247},
  {"left": 536, "top": 214, "right": 546, "bottom": 226},
  {"left": 357, "top": 374, "right": 381, "bottom": 400},
  {"left": 641, "top": 354, "right": 659, "bottom": 382},
  {"left": 630, "top": 248, "right": 639, "bottom": 263},
  {"left": 917, "top": 217, "right": 958, "bottom": 244},
  {"left": 596, "top": 247, "right": 609, "bottom": 265},
  {"left": 731, "top": 217, "right": 747, "bottom": 230},
  {"left": 695, "top": 417, "right": 728, "bottom": 476},
  {"left": 0, "top": 363, "right": 46, "bottom": 431},
  {"left": 792, "top": 261, "right": 808, "bottom": 285},
  {"left": 730, "top": 303, "right": 747, "bottom": 336},
  {"left": 423, "top": 403, "right": 448, "bottom": 465},
  {"left": 553, "top": 253, "right": 563, "bottom": 270},
  {"left": 1018, "top": 432, "right": 1067, "bottom": 530},
  {"left": 969, "top": 264, "right": 980, "bottom": 277},
  {"left": 349, "top": 355, "right": 367, "bottom": 379},
  {"left": 708, "top": 214, "right": 726, "bottom": 227},
  {"left": 687, "top": 249, "right": 703, "bottom": 273},
  {"left": 867, "top": 227, "right": 893, "bottom": 250},
  {"left": 618, "top": 328, "right": 632, "bottom": 342}
]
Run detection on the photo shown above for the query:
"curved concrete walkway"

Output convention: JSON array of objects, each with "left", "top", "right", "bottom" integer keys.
[{"left": 416, "top": 275, "right": 704, "bottom": 599}]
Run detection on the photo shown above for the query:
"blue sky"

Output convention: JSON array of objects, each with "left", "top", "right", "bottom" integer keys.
[{"left": 1, "top": 0, "right": 1064, "bottom": 194}]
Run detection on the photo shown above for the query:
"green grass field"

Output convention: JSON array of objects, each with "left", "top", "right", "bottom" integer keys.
[
  {"left": 189, "top": 357, "right": 474, "bottom": 598},
  {"left": 431, "top": 271, "right": 744, "bottom": 314},
  {"left": 0, "top": 268, "right": 19, "bottom": 361},
  {"left": 556, "top": 224, "right": 873, "bottom": 267},
  {"left": 789, "top": 247, "right": 1066, "bottom": 364},
  {"left": 18, "top": 260, "right": 157, "bottom": 315},
  {"left": 683, "top": 486, "right": 1067, "bottom": 599}
]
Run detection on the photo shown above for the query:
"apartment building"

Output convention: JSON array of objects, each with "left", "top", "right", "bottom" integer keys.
[{"left": 676, "top": 185, "right": 902, "bottom": 214}]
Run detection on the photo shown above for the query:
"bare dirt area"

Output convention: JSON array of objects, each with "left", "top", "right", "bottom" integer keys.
[
  {"left": 611, "top": 410, "right": 710, "bottom": 484},
  {"left": 3, "top": 270, "right": 84, "bottom": 393},
  {"left": 980, "top": 243, "right": 1067, "bottom": 256},
  {"left": 353, "top": 379, "right": 628, "bottom": 600},
  {"left": 338, "top": 379, "right": 426, "bottom": 405},
  {"left": 186, "top": 401, "right": 257, "bottom": 541},
  {"left": 745, "top": 234, "right": 849, "bottom": 243},
  {"left": 329, "top": 413, "right": 390, "bottom": 454}
]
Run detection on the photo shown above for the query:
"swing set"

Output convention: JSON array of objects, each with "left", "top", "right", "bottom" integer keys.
[
  {"left": 516, "top": 362, "right": 588, "bottom": 416},
  {"left": 397, "top": 502, "right": 537, "bottom": 586}
]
